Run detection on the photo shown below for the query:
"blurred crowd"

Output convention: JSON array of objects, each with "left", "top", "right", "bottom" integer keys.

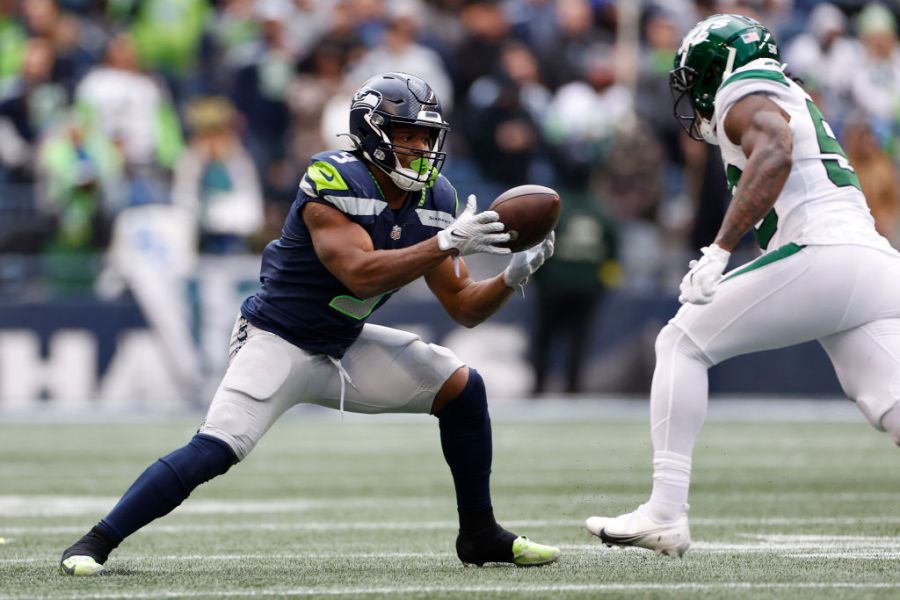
[{"left": 1, "top": 0, "right": 899, "bottom": 301}]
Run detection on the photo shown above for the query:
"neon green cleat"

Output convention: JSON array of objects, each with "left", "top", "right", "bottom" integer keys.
[
  {"left": 59, "top": 555, "right": 106, "bottom": 576},
  {"left": 511, "top": 536, "right": 561, "bottom": 566}
]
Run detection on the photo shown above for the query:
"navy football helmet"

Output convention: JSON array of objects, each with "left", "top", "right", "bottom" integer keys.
[{"left": 346, "top": 72, "right": 449, "bottom": 192}]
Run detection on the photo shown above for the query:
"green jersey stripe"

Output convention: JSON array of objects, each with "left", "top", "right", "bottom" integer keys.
[
  {"left": 719, "top": 69, "right": 789, "bottom": 92},
  {"left": 723, "top": 243, "right": 805, "bottom": 281}
]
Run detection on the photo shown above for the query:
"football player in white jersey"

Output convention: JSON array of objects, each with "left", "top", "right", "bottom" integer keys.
[{"left": 585, "top": 14, "right": 900, "bottom": 557}]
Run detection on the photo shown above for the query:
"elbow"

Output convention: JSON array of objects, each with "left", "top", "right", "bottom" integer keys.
[
  {"left": 458, "top": 317, "right": 481, "bottom": 329},
  {"left": 349, "top": 284, "right": 381, "bottom": 300},
  {"left": 344, "top": 276, "right": 382, "bottom": 300},
  {"left": 453, "top": 309, "right": 483, "bottom": 329}
]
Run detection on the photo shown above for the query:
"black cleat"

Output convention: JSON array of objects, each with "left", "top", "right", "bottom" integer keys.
[
  {"left": 456, "top": 525, "right": 560, "bottom": 567},
  {"left": 59, "top": 526, "right": 117, "bottom": 576}
]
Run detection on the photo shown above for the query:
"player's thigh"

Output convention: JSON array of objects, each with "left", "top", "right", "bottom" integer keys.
[
  {"left": 312, "top": 324, "right": 464, "bottom": 414},
  {"left": 199, "top": 317, "right": 319, "bottom": 460},
  {"left": 672, "top": 245, "right": 854, "bottom": 365},
  {"left": 819, "top": 319, "right": 900, "bottom": 429}
]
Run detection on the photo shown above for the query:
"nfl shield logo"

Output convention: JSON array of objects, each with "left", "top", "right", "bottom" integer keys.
[{"left": 390, "top": 225, "right": 402, "bottom": 240}]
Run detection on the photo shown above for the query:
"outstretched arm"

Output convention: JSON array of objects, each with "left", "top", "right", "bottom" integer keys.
[
  {"left": 715, "top": 93, "right": 793, "bottom": 251},
  {"left": 305, "top": 202, "right": 450, "bottom": 299},
  {"left": 305, "top": 193, "right": 512, "bottom": 299},
  {"left": 425, "top": 258, "right": 513, "bottom": 328},
  {"left": 426, "top": 234, "right": 555, "bottom": 328}
]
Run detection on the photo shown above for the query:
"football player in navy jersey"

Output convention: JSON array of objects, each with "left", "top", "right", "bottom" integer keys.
[{"left": 60, "top": 72, "right": 559, "bottom": 576}]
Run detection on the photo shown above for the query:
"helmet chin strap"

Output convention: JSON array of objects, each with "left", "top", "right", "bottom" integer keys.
[
  {"left": 699, "top": 115, "right": 719, "bottom": 145},
  {"left": 389, "top": 169, "right": 426, "bottom": 192}
]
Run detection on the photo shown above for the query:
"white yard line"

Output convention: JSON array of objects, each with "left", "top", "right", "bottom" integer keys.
[
  {"left": 2, "top": 582, "right": 900, "bottom": 599},
  {"left": 6, "top": 516, "right": 900, "bottom": 536},
  {"left": 2, "top": 493, "right": 899, "bottom": 517},
  {"left": 6, "top": 535, "right": 900, "bottom": 564}
]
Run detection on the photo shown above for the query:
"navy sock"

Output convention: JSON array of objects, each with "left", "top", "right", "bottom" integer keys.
[
  {"left": 437, "top": 368, "right": 493, "bottom": 519},
  {"left": 97, "top": 434, "right": 236, "bottom": 543}
]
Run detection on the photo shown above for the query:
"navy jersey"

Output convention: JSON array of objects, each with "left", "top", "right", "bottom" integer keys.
[{"left": 241, "top": 150, "right": 460, "bottom": 357}]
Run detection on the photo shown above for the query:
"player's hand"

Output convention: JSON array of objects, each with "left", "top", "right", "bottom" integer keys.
[
  {"left": 437, "top": 194, "right": 511, "bottom": 256},
  {"left": 503, "top": 231, "right": 555, "bottom": 292},
  {"left": 678, "top": 243, "right": 730, "bottom": 305}
]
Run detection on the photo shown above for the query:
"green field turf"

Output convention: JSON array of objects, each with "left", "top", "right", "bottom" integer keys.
[{"left": 1, "top": 411, "right": 899, "bottom": 599}]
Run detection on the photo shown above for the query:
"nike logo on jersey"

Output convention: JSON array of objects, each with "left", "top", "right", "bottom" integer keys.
[{"left": 318, "top": 168, "right": 335, "bottom": 182}]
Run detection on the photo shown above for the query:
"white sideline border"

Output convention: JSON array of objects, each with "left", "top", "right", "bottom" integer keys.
[{"left": 2, "top": 582, "right": 900, "bottom": 599}]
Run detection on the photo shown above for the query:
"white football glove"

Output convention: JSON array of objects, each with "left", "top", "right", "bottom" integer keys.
[
  {"left": 678, "top": 243, "right": 730, "bottom": 305},
  {"left": 503, "top": 231, "right": 555, "bottom": 293},
  {"left": 437, "top": 194, "right": 511, "bottom": 257}
]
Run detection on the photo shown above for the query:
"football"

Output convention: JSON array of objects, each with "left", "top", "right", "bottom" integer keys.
[{"left": 488, "top": 184, "right": 561, "bottom": 252}]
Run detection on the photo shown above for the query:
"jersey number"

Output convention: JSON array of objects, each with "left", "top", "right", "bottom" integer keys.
[
  {"left": 329, "top": 293, "right": 384, "bottom": 320},
  {"left": 806, "top": 99, "right": 861, "bottom": 190}
]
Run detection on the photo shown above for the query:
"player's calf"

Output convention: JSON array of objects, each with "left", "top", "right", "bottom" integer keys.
[{"left": 59, "top": 434, "right": 236, "bottom": 576}]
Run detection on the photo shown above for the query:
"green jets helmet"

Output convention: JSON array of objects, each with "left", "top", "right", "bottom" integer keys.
[{"left": 670, "top": 14, "right": 780, "bottom": 143}]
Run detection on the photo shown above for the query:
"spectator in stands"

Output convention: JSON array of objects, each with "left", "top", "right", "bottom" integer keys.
[
  {"left": 543, "top": 48, "right": 633, "bottom": 188},
  {"left": 346, "top": 0, "right": 453, "bottom": 113},
  {"left": 229, "top": 0, "right": 293, "bottom": 195},
  {"left": 36, "top": 111, "right": 123, "bottom": 254},
  {"left": 843, "top": 111, "right": 900, "bottom": 248},
  {"left": 449, "top": 0, "right": 510, "bottom": 108},
  {"left": 783, "top": 2, "right": 858, "bottom": 121},
  {"left": 533, "top": 0, "right": 611, "bottom": 90},
  {"left": 0, "top": 0, "right": 26, "bottom": 88},
  {"left": 0, "top": 37, "right": 68, "bottom": 182},
  {"left": 171, "top": 96, "right": 263, "bottom": 254},
  {"left": 208, "top": 0, "right": 262, "bottom": 92},
  {"left": 287, "top": 42, "right": 348, "bottom": 171},
  {"left": 848, "top": 3, "right": 900, "bottom": 144},
  {"left": 283, "top": 0, "right": 332, "bottom": 63},
  {"left": 129, "top": 0, "right": 212, "bottom": 101},
  {"left": 20, "top": 0, "right": 87, "bottom": 92},
  {"left": 635, "top": 5, "right": 684, "bottom": 195},
  {"left": 461, "top": 41, "right": 547, "bottom": 192},
  {"left": 76, "top": 31, "right": 183, "bottom": 205},
  {"left": 531, "top": 190, "right": 619, "bottom": 395}
]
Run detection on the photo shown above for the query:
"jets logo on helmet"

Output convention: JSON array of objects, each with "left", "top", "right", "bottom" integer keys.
[
  {"left": 670, "top": 14, "right": 780, "bottom": 144},
  {"left": 344, "top": 72, "right": 450, "bottom": 192}
]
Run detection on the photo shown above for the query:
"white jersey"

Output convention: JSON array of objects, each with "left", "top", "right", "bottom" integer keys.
[{"left": 714, "top": 58, "right": 896, "bottom": 254}]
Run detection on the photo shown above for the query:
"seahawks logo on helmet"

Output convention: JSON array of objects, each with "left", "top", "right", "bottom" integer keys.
[
  {"left": 344, "top": 72, "right": 450, "bottom": 192},
  {"left": 670, "top": 14, "right": 780, "bottom": 144}
]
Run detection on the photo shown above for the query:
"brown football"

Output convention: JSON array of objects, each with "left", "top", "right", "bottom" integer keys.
[{"left": 488, "top": 184, "right": 561, "bottom": 252}]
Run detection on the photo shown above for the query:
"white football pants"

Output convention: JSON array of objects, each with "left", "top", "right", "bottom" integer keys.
[{"left": 649, "top": 244, "right": 900, "bottom": 518}]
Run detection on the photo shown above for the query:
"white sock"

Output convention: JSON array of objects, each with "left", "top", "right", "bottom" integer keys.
[
  {"left": 647, "top": 450, "right": 692, "bottom": 523},
  {"left": 646, "top": 324, "right": 708, "bottom": 523}
]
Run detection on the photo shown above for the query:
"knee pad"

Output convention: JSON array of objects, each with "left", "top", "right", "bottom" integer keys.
[
  {"left": 438, "top": 369, "right": 487, "bottom": 422},
  {"left": 159, "top": 434, "right": 237, "bottom": 492}
]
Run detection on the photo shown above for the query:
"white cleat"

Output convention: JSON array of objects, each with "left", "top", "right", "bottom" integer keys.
[{"left": 585, "top": 505, "right": 691, "bottom": 558}]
